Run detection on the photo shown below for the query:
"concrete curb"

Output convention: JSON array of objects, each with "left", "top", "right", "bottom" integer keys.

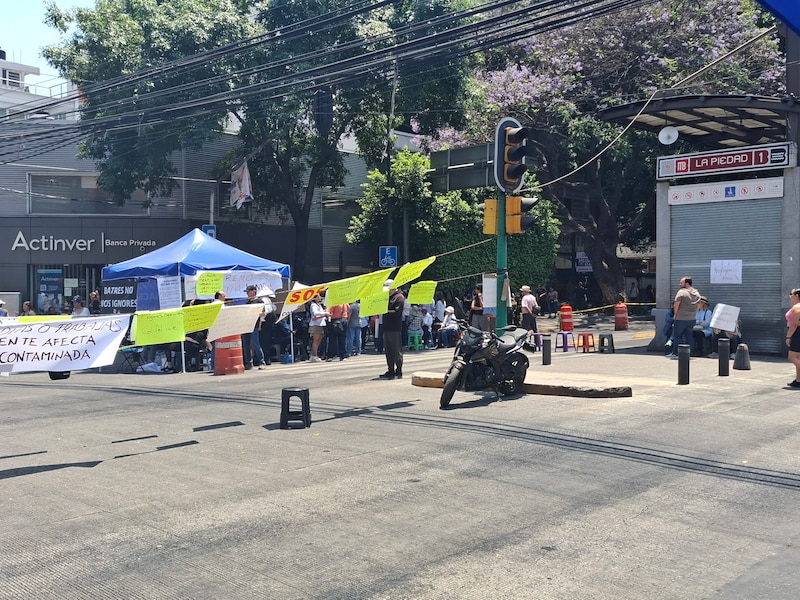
[{"left": 412, "top": 371, "right": 633, "bottom": 398}]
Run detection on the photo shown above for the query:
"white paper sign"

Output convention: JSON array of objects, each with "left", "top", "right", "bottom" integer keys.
[
  {"left": 710, "top": 303, "right": 740, "bottom": 333},
  {"left": 206, "top": 304, "right": 266, "bottom": 341},
  {"left": 0, "top": 315, "right": 130, "bottom": 374},
  {"left": 189, "top": 270, "right": 283, "bottom": 300},
  {"left": 710, "top": 260, "right": 742, "bottom": 284},
  {"left": 157, "top": 275, "right": 183, "bottom": 308}
]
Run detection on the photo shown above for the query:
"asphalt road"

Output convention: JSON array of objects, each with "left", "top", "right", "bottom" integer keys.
[{"left": 2, "top": 322, "right": 800, "bottom": 599}]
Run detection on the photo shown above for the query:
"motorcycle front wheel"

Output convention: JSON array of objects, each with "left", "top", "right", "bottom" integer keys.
[
  {"left": 499, "top": 352, "right": 529, "bottom": 396},
  {"left": 440, "top": 361, "right": 464, "bottom": 409}
]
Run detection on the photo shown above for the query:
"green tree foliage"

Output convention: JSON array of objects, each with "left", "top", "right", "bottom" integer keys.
[
  {"left": 348, "top": 148, "right": 559, "bottom": 293},
  {"left": 428, "top": 0, "right": 784, "bottom": 303}
]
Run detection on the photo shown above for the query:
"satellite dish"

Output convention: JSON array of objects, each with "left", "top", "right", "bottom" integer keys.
[{"left": 658, "top": 126, "right": 679, "bottom": 145}]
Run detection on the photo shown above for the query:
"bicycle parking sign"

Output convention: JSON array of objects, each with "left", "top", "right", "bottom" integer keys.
[{"left": 379, "top": 246, "right": 398, "bottom": 268}]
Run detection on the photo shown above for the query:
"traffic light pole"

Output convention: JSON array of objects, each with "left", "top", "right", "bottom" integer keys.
[{"left": 496, "top": 192, "right": 508, "bottom": 331}]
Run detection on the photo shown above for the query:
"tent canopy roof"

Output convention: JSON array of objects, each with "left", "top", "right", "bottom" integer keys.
[{"left": 101, "top": 228, "right": 291, "bottom": 280}]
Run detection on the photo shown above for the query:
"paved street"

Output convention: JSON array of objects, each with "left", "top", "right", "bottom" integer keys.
[{"left": 2, "top": 320, "right": 800, "bottom": 599}]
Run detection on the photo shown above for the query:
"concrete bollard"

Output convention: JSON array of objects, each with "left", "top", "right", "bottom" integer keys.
[
  {"left": 677, "top": 344, "right": 691, "bottom": 385},
  {"left": 733, "top": 343, "right": 751, "bottom": 370},
  {"left": 542, "top": 334, "right": 552, "bottom": 366},
  {"left": 718, "top": 337, "right": 730, "bottom": 377}
]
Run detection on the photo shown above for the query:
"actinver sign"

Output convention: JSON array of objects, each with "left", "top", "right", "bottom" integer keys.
[
  {"left": 12, "top": 231, "right": 96, "bottom": 251},
  {"left": 11, "top": 231, "right": 158, "bottom": 253}
]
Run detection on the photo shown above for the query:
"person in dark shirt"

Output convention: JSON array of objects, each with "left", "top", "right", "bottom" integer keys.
[{"left": 380, "top": 282, "right": 406, "bottom": 380}]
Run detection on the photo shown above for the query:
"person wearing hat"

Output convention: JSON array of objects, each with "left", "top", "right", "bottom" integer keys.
[
  {"left": 691, "top": 295, "right": 713, "bottom": 357},
  {"left": 241, "top": 285, "right": 267, "bottom": 370},
  {"left": 437, "top": 306, "right": 459, "bottom": 349},
  {"left": 71, "top": 296, "right": 90, "bottom": 318},
  {"left": 0, "top": 299, "right": 7, "bottom": 317},
  {"left": 519, "top": 285, "right": 539, "bottom": 334}
]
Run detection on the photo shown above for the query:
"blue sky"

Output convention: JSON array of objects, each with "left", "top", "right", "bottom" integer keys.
[{"left": 3, "top": 0, "right": 95, "bottom": 86}]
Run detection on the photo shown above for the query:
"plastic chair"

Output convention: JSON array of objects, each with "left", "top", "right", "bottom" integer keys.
[
  {"left": 576, "top": 333, "right": 596, "bottom": 353},
  {"left": 407, "top": 332, "right": 423, "bottom": 351},
  {"left": 117, "top": 346, "right": 144, "bottom": 373},
  {"left": 555, "top": 331, "right": 575, "bottom": 352}
]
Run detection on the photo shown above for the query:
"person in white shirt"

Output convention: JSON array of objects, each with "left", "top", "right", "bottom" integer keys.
[
  {"left": 71, "top": 296, "right": 90, "bottom": 318},
  {"left": 437, "top": 306, "right": 459, "bottom": 348}
]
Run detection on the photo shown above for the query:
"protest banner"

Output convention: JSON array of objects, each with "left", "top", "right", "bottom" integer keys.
[
  {"left": 710, "top": 303, "right": 740, "bottom": 333},
  {"left": 361, "top": 292, "right": 389, "bottom": 318},
  {"left": 0, "top": 315, "right": 130, "bottom": 374},
  {"left": 207, "top": 304, "right": 265, "bottom": 341},
  {"left": 407, "top": 281, "right": 437, "bottom": 305},
  {"left": 392, "top": 257, "right": 436, "bottom": 289}
]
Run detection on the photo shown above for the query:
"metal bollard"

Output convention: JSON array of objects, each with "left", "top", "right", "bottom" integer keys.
[
  {"left": 542, "top": 334, "right": 551, "bottom": 366},
  {"left": 677, "top": 344, "right": 691, "bottom": 385},
  {"left": 717, "top": 337, "right": 730, "bottom": 377}
]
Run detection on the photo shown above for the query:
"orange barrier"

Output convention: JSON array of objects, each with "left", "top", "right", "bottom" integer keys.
[
  {"left": 213, "top": 335, "right": 245, "bottom": 375},
  {"left": 614, "top": 302, "right": 629, "bottom": 331},
  {"left": 559, "top": 303, "right": 573, "bottom": 331}
]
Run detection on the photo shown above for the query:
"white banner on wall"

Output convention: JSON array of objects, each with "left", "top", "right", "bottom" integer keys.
[{"left": 710, "top": 260, "right": 743, "bottom": 284}]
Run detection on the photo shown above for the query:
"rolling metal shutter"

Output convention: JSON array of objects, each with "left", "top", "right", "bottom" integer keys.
[{"left": 670, "top": 198, "right": 783, "bottom": 353}]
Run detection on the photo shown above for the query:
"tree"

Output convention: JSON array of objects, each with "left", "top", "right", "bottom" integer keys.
[
  {"left": 347, "top": 148, "right": 559, "bottom": 293},
  {"left": 44, "top": 0, "right": 472, "bottom": 281},
  {"left": 425, "top": 0, "right": 784, "bottom": 303}
]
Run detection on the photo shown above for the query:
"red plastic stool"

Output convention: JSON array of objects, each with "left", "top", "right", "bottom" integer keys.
[{"left": 577, "top": 333, "right": 596, "bottom": 353}]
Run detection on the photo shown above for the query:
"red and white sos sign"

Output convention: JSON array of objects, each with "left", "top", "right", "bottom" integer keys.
[{"left": 285, "top": 285, "right": 328, "bottom": 307}]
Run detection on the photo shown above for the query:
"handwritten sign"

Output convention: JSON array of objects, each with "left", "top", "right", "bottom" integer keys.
[
  {"left": 393, "top": 257, "right": 436, "bottom": 289},
  {"left": 131, "top": 310, "right": 185, "bottom": 345},
  {"left": 183, "top": 302, "right": 222, "bottom": 333},
  {"left": 0, "top": 315, "right": 129, "bottom": 373},
  {"left": 206, "top": 304, "right": 265, "bottom": 341},
  {"left": 360, "top": 292, "right": 389, "bottom": 318},
  {"left": 190, "top": 270, "right": 284, "bottom": 300},
  {"left": 196, "top": 272, "right": 225, "bottom": 296},
  {"left": 407, "top": 281, "right": 437, "bottom": 305},
  {"left": 710, "top": 303, "right": 740, "bottom": 333},
  {"left": 325, "top": 275, "right": 364, "bottom": 306},
  {"left": 710, "top": 260, "right": 742, "bottom": 284}
]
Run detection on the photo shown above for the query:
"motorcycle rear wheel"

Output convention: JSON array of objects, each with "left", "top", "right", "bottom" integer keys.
[
  {"left": 499, "top": 353, "right": 529, "bottom": 396},
  {"left": 440, "top": 362, "right": 463, "bottom": 409}
]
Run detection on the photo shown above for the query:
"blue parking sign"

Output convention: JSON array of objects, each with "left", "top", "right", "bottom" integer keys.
[{"left": 379, "top": 246, "right": 398, "bottom": 268}]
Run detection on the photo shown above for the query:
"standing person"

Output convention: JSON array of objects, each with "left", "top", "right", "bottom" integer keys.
[
  {"left": 346, "top": 300, "right": 362, "bottom": 356},
  {"left": 666, "top": 276, "right": 702, "bottom": 358},
  {"left": 785, "top": 289, "right": 800, "bottom": 387},
  {"left": 308, "top": 295, "right": 329, "bottom": 363},
  {"left": 0, "top": 299, "right": 7, "bottom": 317},
  {"left": 88, "top": 290, "right": 102, "bottom": 314},
  {"left": 259, "top": 307, "right": 277, "bottom": 365},
  {"left": 470, "top": 284, "right": 487, "bottom": 331},
  {"left": 71, "top": 296, "right": 90, "bottom": 317},
  {"left": 327, "top": 302, "right": 349, "bottom": 361},
  {"left": 547, "top": 287, "right": 559, "bottom": 318},
  {"left": 241, "top": 285, "right": 266, "bottom": 370},
  {"left": 519, "top": 285, "right": 539, "bottom": 333},
  {"left": 380, "top": 282, "right": 406, "bottom": 379}
]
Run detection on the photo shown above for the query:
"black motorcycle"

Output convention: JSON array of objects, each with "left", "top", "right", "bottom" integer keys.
[{"left": 440, "top": 319, "right": 530, "bottom": 409}]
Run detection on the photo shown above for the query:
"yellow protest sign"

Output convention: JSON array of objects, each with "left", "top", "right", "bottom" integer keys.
[
  {"left": 196, "top": 272, "right": 225, "bottom": 296},
  {"left": 357, "top": 268, "right": 394, "bottom": 298},
  {"left": 183, "top": 302, "right": 222, "bottom": 333},
  {"left": 407, "top": 281, "right": 437, "bottom": 305},
  {"left": 360, "top": 292, "right": 389, "bottom": 318},
  {"left": 132, "top": 310, "right": 185, "bottom": 345},
  {"left": 325, "top": 275, "right": 364, "bottom": 306},
  {"left": 393, "top": 256, "right": 436, "bottom": 289}
]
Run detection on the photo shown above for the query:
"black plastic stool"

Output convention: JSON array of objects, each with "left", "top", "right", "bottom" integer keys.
[
  {"left": 280, "top": 387, "right": 311, "bottom": 429},
  {"left": 598, "top": 333, "right": 615, "bottom": 353}
]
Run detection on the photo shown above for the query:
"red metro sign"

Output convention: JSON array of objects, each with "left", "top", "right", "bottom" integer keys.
[{"left": 657, "top": 142, "right": 795, "bottom": 180}]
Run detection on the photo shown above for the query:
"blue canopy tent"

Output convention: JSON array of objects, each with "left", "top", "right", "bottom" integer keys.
[
  {"left": 102, "top": 228, "right": 291, "bottom": 372},
  {"left": 101, "top": 228, "right": 290, "bottom": 280}
]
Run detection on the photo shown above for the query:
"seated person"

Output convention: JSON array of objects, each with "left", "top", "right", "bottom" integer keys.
[
  {"left": 710, "top": 321, "right": 742, "bottom": 358},
  {"left": 421, "top": 307, "right": 434, "bottom": 348},
  {"left": 272, "top": 318, "right": 293, "bottom": 355},
  {"left": 691, "top": 296, "right": 713, "bottom": 357},
  {"left": 184, "top": 330, "right": 210, "bottom": 371},
  {"left": 437, "top": 306, "right": 459, "bottom": 348}
]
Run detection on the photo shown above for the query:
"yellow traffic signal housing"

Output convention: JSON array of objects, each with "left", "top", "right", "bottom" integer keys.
[
  {"left": 506, "top": 196, "right": 538, "bottom": 234},
  {"left": 482, "top": 199, "right": 498, "bottom": 235}
]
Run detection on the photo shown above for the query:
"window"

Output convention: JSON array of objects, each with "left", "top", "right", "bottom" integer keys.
[
  {"left": 2, "top": 69, "right": 21, "bottom": 88},
  {"left": 29, "top": 174, "right": 150, "bottom": 215}
]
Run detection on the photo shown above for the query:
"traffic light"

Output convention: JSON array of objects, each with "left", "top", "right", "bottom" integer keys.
[
  {"left": 506, "top": 196, "right": 538, "bottom": 234},
  {"left": 494, "top": 117, "right": 530, "bottom": 194},
  {"left": 478, "top": 199, "right": 498, "bottom": 235}
]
